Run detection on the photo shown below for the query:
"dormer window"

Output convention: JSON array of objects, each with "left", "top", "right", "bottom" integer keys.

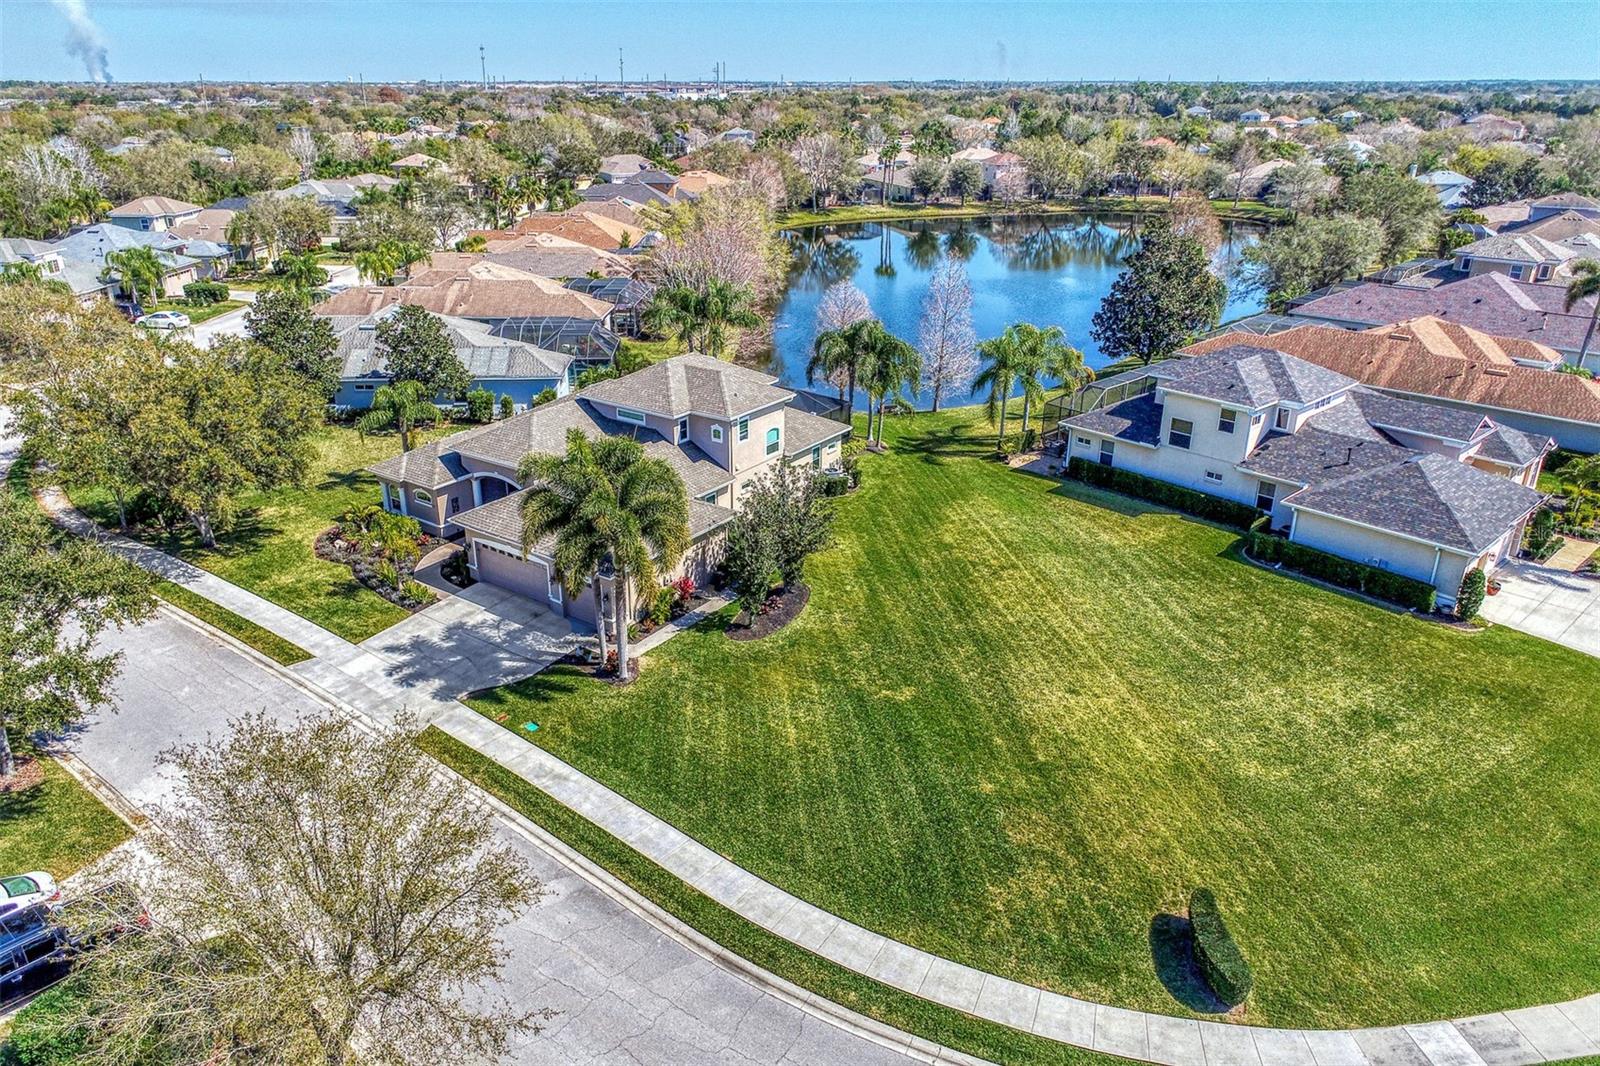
[
  {"left": 1275, "top": 408, "right": 1291, "bottom": 430},
  {"left": 677, "top": 418, "right": 688, "bottom": 443},
  {"left": 1456, "top": 256, "right": 1471, "bottom": 273}
]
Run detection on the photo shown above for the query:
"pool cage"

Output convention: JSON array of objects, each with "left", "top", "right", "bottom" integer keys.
[
  {"left": 563, "top": 277, "right": 656, "bottom": 336},
  {"left": 486, "top": 317, "right": 620, "bottom": 384}
]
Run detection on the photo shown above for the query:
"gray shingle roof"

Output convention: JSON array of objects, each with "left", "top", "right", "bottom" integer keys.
[
  {"left": 454, "top": 489, "right": 733, "bottom": 552},
  {"left": 1146, "top": 344, "right": 1355, "bottom": 407},
  {"left": 1285, "top": 453, "right": 1543, "bottom": 554},
  {"left": 1474, "top": 424, "right": 1552, "bottom": 468},
  {"left": 782, "top": 407, "right": 851, "bottom": 457},
  {"left": 1454, "top": 233, "right": 1574, "bottom": 264},
  {"left": 367, "top": 443, "right": 468, "bottom": 488},
  {"left": 1061, "top": 392, "right": 1163, "bottom": 446},
  {"left": 1342, "top": 387, "right": 1490, "bottom": 442},
  {"left": 578, "top": 353, "right": 794, "bottom": 419}
]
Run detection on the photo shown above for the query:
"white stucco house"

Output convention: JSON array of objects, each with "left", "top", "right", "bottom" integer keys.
[{"left": 1060, "top": 345, "right": 1549, "bottom": 609}]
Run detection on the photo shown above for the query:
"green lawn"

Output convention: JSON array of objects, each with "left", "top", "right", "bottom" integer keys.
[
  {"left": 71, "top": 424, "right": 429, "bottom": 643},
  {"left": 153, "top": 580, "right": 312, "bottom": 665},
  {"left": 466, "top": 407, "right": 1600, "bottom": 1030},
  {"left": 0, "top": 745, "right": 131, "bottom": 880}
]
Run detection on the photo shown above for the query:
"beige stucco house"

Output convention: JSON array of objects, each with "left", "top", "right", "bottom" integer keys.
[
  {"left": 1061, "top": 345, "right": 1549, "bottom": 609},
  {"left": 368, "top": 354, "right": 850, "bottom": 625}
]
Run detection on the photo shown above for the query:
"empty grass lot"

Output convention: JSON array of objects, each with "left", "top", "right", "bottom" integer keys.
[
  {"left": 467, "top": 406, "right": 1600, "bottom": 1029},
  {"left": 71, "top": 424, "right": 440, "bottom": 643}
]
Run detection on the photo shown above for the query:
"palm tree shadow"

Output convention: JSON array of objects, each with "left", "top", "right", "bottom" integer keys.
[{"left": 1149, "top": 913, "right": 1229, "bottom": 1013}]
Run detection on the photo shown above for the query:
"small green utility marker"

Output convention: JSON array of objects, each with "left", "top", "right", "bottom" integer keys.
[{"left": 522, "top": 722, "right": 540, "bottom": 733}]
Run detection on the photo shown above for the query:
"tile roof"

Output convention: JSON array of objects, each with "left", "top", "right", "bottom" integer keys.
[
  {"left": 1289, "top": 273, "right": 1599, "bottom": 353},
  {"left": 1285, "top": 452, "right": 1542, "bottom": 554},
  {"left": 578, "top": 354, "right": 795, "bottom": 419},
  {"left": 1185, "top": 323, "right": 1600, "bottom": 425},
  {"left": 107, "top": 195, "right": 201, "bottom": 217},
  {"left": 328, "top": 310, "right": 571, "bottom": 382},
  {"left": 312, "top": 279, "right": 611, "bottom": 321}
]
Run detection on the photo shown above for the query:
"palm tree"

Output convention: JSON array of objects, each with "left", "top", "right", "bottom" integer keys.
[
  {"left": 642, "top": 281, "right": 762, "bottom": 359},
  {"left": 274, "top": 250, "right": 329, "bottom": 293},
  {"left": 103, "top": 246, "right": 165, "bottom": 311},
  {"left": 354, "top": 244, "right": 398, "bottom": 286},
  {"left": 226, "top": 207, "right": 273, "bottom": 264},
  {"left": 698, "top": 279, "right": 762, "bottom": 359},
  {"left": 809, "top": 317, "right": 880, "bottom": 413},
  {"left": 519, "top": 428, "right": 689, "bottom": 681},
  {"left": 999, "top": 323, "right": 1086, "bottom": 439},
  {"left": 1567, "top": 259, "right": 1600, "bottom": 372},
  {"left": 857, "top": 325, "right": 921, "bottom": 447},
  {"left": 973, "top": 332, "right": 1022, "bottom": 452},
  {"left": 356, "top": 381, "right": 441, "bottom": 452}
]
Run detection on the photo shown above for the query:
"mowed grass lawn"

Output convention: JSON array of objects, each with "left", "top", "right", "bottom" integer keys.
[
  {"left": 0, "top": 747, "right": 131, "bottom": 880},
  {"left": 469, "top": 407, "right": 1600, "bottom": 1029},
  {"left": 71, "top": 424, "right": 435, "bottom": 643}
]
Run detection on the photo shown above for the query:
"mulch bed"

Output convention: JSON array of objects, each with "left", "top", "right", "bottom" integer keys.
[
  {"left": 314, "top": 528, "right": 434, "bottom": 610},
  {"left": 727, "top": 584, "right": 810, "bottom": 642},
  {"left": 0, "top": 756, "right": 45, "bottom": 794}
]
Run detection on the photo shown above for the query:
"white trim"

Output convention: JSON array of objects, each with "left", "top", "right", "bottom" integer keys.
[{"left": 1063, "top": 425, "right": 1159, "bottom": 449}]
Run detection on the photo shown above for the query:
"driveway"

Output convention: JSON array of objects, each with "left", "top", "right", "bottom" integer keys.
[
  {"left": 1480, "top": 560, "right": 1600, "bottom": 658},
  {"left": 355, "top": 582, "right": 583, "bottom": 703},
  {"left": 71, "top": 610, "right": 924, "bottom": 1066}
]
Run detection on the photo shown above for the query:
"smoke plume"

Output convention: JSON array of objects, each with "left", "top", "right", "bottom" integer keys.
[{"left": 51, "top": 0, "right": 112, "bottom": 83}]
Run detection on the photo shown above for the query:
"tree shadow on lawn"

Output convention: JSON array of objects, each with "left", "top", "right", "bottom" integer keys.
[
  {"left": 884, "top": 424, "right": 994, "bottom": 465},
  {"left": 1149, "top": 913, "right": 1231, "bottom": 1014},
  {"left": 1047, "top": 478, "right": 1186, "bottom": 521},
  {"left": 467, "top": 667, "right": 588, "bottom": 719},
  {"left": 315, "top": 469, "right": 377, "bottom": 493}
]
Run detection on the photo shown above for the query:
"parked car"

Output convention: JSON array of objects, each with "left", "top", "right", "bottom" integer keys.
[
  {"left": 135, "top": 310, "right": 191, "bottom": 330},
  {"left": 0, "top": 882, "right": 148, "bottom": 1004},
  {"left": 0, "top": 873, "right": 59, "bottom": 916}
]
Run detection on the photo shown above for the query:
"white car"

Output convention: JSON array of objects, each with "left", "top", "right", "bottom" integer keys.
[
  {"left": 135, "top": 310, "right": 191, "bottom": 330},
  {"left": 0, "top": 872, "right": 59, "bottom": 916}
]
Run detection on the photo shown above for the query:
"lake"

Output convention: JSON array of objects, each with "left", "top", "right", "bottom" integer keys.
[{"left": 766, "top": 214, "right": 1264, "bottom": 409}]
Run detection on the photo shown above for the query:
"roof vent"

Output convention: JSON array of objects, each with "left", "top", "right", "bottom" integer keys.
[{"left": 1484, "top": 366, "right": 1510, "bottom": 377}]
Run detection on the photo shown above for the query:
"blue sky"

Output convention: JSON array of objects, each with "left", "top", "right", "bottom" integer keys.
[{"left": 5, "top": 1, "right": 1597, "bottom": 85}]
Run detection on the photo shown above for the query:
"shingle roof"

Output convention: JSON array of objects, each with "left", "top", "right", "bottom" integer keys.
[
  {"left": 1289, "top": 273, "right": 1599, "bottom": 353},
  {"left": 454, "top": 489, "right": 733, "bottom": 553},
  {"left": 49, "top": 224, "right": 196, "bottom": 272},
  {"left": 1532, "top": 192, "right": 1600, "bottom": 212},
  {"left": 107, "top": 195, "right": 201, "bottom": 217},
  {"left": 577, "top": 354, "right": 794, "bottom": 419},
  {"left": 1185, "top": 323, "right": 1600, "bottom": 425},
  {"left": 1061, "top": 391, "right": 1163, "bottom": 446},
  {"left": 1146, "top": 343, "right": 1354, "bottom": 407},
  {"left": 1473, "top": 424, "right": 1552, "bottom": 469},
  {"left": 367, "top": 443, "right": 469, "bottom": 488},
  {"left": 312, "top": 280, "right": 611, "bottom": 321},
  {"left": 1285, "top": 453, "right": 1543, "bottom": 554},
  {"left": 1500, "top": 211, "right": 1600, "bottom": 244},
  {"left": 783, "top": 408, "right": 851, "bottom": 457},
  {"left": 1454, "top": 233, "right": 1574, "bottom": 264}
]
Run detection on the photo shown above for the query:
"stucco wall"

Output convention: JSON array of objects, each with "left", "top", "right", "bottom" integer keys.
[
  {"left": 1291, "top": 509, "right": 1458, "bottom": 594},
  {"left": 730, "top": 404, "right": 788, "bottom": 473}
]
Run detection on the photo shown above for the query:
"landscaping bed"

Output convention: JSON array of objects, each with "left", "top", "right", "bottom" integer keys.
[
  {"left": 727, "top": 583, "right": 809, "bottom": 641},
  {"left": 462, "top": 406, "right": 1600, "bottom": 1029}
]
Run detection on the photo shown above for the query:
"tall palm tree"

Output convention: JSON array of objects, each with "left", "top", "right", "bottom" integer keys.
[
  {"left": 356, "top": 381, "right": 441, "bottom": 452},
  {"left": 1567, "top": 259, "right": 1600, "bottom": 373},
  {"left": 697, "top": 279, "right": 762, "bottom": 359},
  {"left": 857, "top": 325, "right": 921, "bottom": 447},
  {"left": 642, "top": 281, "right": 762, "bottom": 359},
  {"left": 809, "top": 317, "right": 882, "bottom": 412},
  {"left": 274, "top": 250, "right": 329, "bottom": 293},
  {"left": 973, "top": 331, "right": 1023, "bottom": 452},
  {"left": 519, "top": 428, "right": 689, "bottom": 681},
  {"left": 1000, "top": 323, "right": 1086, "bottom": 438},
  {"left": 103, "top": 246, "right": 165, "bottom": 311}
]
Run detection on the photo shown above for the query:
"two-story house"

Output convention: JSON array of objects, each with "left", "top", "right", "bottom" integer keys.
[
  {"left": 1060, "top": 345, "right": 1549, "bottom": 609},
  {"left": 106, "top": 196, "right": 204, "bottom": 233},
  {"left": 367, "top": 354, "right": 851, "bottom": 625}
]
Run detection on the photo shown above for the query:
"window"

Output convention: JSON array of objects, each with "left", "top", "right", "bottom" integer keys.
[
  {"left": 547, "top": 568, "right": 562, "bottom": 604},
  {"left": 1255, "top": 480, "right": 1276, "bottom": 512},
  {"left": 1168, "top": 418, "right": 1193, "bottom": 449},
  {"left": 1274, "top": 408, "right": 1290, "bottom": 430},
  {"left": 711, "top": 425, "right": 724, "bottom": 443},
  {"left": 1098, "top": 439, "right": 1115, "bottom": 466},
  {"left": 1076, "top": 436, "right": 1093, "bottom": 447},
  {"left": 677, "top": 418, "right": 689, "bottom": 443},
  {"left": 1218, "top": 409, "right": 1237, "bottom": 434},
  {"left": 1536, "top": 264, "right": 1552, "bottom": 281},
  {"left": 1252, "top": 413, "right": 1263, "bottom": 424},
  {"left": 1508, "top": 264, "right": 1526, "bottom": 281},
  {"left": 765, "top": 427, "right": 780, "bottom": 455},
  {"left": 449, "top": 496, "right": 461, "bottom": 515},
  {"left": 616, "top": 407, "right": 646, "bottom": 424},
  {"left": 738, "top": 417, "right": 749, "bottom": 441},
  {"left": 1456, "top": 256, "right": 1472, "bottom": 273},
  {"left": 412, "top": 489, "right": 433, "bottom": 505},
  {"left": 1205, "top": 471, "right": 1224, "bottom": 484},
  {"left": 811, "top": 445, "right": 822, "bottom": 465},
  {"left": 701, "top": 490, "right": 719, "bottom": 504},
  {"left": 355, "top": 383, "right": 374, "bottom": 391}
]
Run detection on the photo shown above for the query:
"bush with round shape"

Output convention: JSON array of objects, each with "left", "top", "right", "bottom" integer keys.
[{"left": 1189, "top": 887, "right": 1254, "bottom": 1006}]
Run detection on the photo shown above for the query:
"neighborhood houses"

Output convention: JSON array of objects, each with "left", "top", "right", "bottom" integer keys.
[{"left": 3, "top": 41, "right": 1600, "bottom": 1066}]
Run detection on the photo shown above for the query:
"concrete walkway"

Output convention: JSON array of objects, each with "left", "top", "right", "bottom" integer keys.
[
  {"left": 17, "top": 417, "right": 1600, "bottom": 1066},
  {"left": 1480, "top": 560, "right": 1600, "bottom": 660}
]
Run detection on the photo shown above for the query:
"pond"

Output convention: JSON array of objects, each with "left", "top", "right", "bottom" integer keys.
[{"left": 766, "top": 214, "right": 1265, "bottom": 410}]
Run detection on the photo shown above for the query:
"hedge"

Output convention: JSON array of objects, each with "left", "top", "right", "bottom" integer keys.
[
  {"left": 182, "top": 279, "right": 230, "bottom": 304},
  {"left": 1245, "top": 531, "right": 1438, "bottom": 613},
  {"left": 1066, "top": 456, "right": 1260, "bottom": 529},
  {"left": 1189, "top": 888, "right": 1254, "bottom": 1007}
]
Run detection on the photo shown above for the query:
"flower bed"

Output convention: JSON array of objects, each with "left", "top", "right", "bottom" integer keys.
[{"left": 313, "top": 507, "right": 437, "bottom": 611}]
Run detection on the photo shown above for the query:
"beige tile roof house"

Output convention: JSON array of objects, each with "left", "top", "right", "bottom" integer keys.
[
  {"left": 312, "top": 279, "right": 612, "bottom": 321},
  {"left": 367, "top": 354, "right": 851, "bottom": 627}
]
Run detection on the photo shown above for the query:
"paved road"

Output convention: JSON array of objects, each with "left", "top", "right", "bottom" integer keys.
[{"left": 72, "top": 611, "right": 927, "bottom": 1066}]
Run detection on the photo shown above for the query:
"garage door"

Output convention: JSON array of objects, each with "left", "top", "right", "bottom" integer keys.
[{"left": 474, "top": 542, "right": 553, "bottom": 606}]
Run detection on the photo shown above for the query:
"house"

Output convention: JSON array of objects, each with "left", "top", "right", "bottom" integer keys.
[
  {"left": 252, "top": 174, "right": 401, "bottom": 242},
  {"left": 631, "top": 169, "right": 682, "bottom": 198},
  {"left": 1186, "top": 319, "right": 1600, "bottom": 453},
  {"left": 858, "top": 160, "right": 917, "bottom": 202},
  {"left": 1525, "top": 192, "right": 1600, "bottom": 224},
  {"left": 106, "top": 196, "right": 203, "bottom": 233},
  {"left": 1185, "top": 105, "right": 1212, "bottom": 118},
  {"left": 1229, "top": 158, "right": 1293, "bottom": 200},
  {"left": 1344, "top": 137, "right": 1375, "bottom": 163},
  {"left": 48, "top": 224, "right": 201, "bottom": 297},
  {"left": 720, "top": 127, "right": 757, "bottom": 145},
  {"left": 391, "top": 153, "right": 444, "bottom": 175},
  {"left": 576, "top": 180, "right": 675, "bottom": 208},
  {"left": 1465, "top": 113, "right": 1527, "bottom": 142},
  {"left": 366, "top": 354, "right": 851, "bottom": 623},
  {"left": 1337, "top": 110, "right": 1364, "bottom": 124},
  {"left": 0, "top": 238, "right": 117, "bottom": 305},
  {"left": 1416, "top": 169, "right": 1475, "bottom": 209},
  {"left": 1450, "top": 231, "right": 1584, "bottom": 284},
  {"left": 672, "top": 169, "right": 734, "bottom": 200},
  {"left": 1239, "top": 109, "right": 1271, "bottom": 123},
  {"left": 326, "top": 306, "right": 573, "bottom": 410},
  {"left": 1500, "top": 210, "right": 1600, "bottom": 246},
  {"left": 1287, "top": 272, "right": 1600, "bottom": 372},
  {"left": 1060, "top": 345, "right": 1547, "bottom": 608},
  {"left": 478, "top": 232, "right": 635, "bottom": 279},
  {"left": 597, "top": 153, "right": 652, "bottom": 183},
  {"left": 169, "top": 207, "right": 265, "bottom": 262},
  {"left": 488, "top": 208, "right": 649, "bottom": 251}
]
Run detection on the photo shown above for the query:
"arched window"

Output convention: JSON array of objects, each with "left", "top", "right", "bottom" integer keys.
[{"left": 765, "top": 427, "right": 780, "bottom": 456}]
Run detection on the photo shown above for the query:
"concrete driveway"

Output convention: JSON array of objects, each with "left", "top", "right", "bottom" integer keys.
[
  {"left": 1480, "top": 560, "right": 1600, "bottom": 658},
  {"left": 356, "top": 582, "right": 583, "bottom": 703}
]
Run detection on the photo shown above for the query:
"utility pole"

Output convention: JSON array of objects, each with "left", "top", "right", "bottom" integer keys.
[
  {"left": 480, "top": 45, "right": 487, "bottom": 90},
  {"left": 618, "top": 47, "right": 625, "bottom": 94}
]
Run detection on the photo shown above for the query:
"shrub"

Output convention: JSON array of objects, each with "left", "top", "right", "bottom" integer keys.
[
  {"left": 440, "top": 548, "right": 473, "bottom": 586},
  {"left": 650, "top": 585, "right": 676, "bottom": 625},
  {"left": 400, "top": 578, "right": 433, "bottom": 604},
  {"left": 1067, "top": 456, "right": 1260, "bottom": 529},
  {"left": 1456, "top": 567, "right": 1487, "bottom": 620},
  {"left": 182, "top": 279, "right": 229, "bottom": 304},
  {"left": 670, "top": 576, "right": 696, "bottom": 607},
  {"left": 499, "top": 394, "right": 515, "bottom": 419},
  {"left": 465, "top": 387, "right": 495, "bottom": 423},
  {"left": 374, "top": 560, "right": 400, "bottom": 589},
  {"left": 819, "top": 472, "right": 850, "bottom": 497},
  {"left": 1189, "top": 888, "right": 1254, "bottom": 1006},
  {"left": 530, "top": 388, "right": 557, "bottom": 409},
  {"left": 1245, "top": 531, "right": 1438, "bottom": 613}
]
